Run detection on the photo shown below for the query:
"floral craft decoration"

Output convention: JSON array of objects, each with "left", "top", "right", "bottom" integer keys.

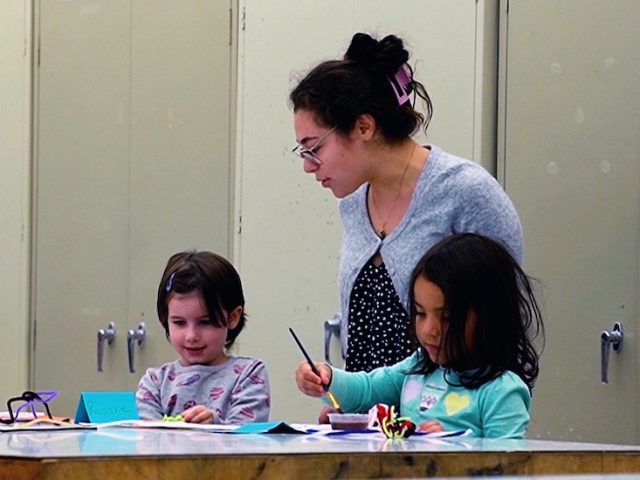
[{"left": 370, "top": 403, "right": 416, "bottom": 439}]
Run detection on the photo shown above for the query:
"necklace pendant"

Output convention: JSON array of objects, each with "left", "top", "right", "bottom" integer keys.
[{"left": 379, "top": 229, "right": 386, "bottom": 240}]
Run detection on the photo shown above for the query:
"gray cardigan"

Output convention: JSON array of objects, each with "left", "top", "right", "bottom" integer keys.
[{"left": 337, "top": 145, "right": 523, "bottom": 359}]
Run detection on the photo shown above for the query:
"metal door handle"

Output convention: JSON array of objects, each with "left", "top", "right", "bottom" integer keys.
[
  {"left": 127, "top": 322, "right": 146, "bottom": 373},
  {"left": 601, "top": 322, "right": 623, "bottom": 384},
  {"left": 324, "top": 314, "right": 341, "bottom": 365},
  {"left": 97, "top": 322, "right": 116, "bottom": 372}
]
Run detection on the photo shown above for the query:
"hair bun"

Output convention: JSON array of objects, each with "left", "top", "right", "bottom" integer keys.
[{"left": 345, "top": 33, "right": 409, "bottom": 75}]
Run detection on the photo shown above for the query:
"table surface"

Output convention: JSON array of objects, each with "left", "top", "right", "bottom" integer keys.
[
  {"left": 3, "top": 426, "right": 640, "bottom": 480},
  {"left": 1, "top": 426, "right": 639, "bottom": 459}
]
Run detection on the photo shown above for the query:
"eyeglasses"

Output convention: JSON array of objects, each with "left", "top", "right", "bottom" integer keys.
[
  {"left": 0, "top": 391, "right": 58, "bottom": 424},
  {"left": 291, "top": 125, "right": 337, "bottom": 166}
]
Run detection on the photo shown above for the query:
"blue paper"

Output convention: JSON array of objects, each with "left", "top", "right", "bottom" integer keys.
[
  {"left": 74, "top": 391, "right": 140, "bottom": 423},
  {"left": 79, "top": 429, "right": 140, "bottom": 455}
]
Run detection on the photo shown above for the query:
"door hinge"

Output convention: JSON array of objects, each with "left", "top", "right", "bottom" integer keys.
[
  {"left": 228, "top": 7, "right": 232, "bottom": 46},
  {"left": 32, "top": 318, "right": 37, "bottom": 351}
]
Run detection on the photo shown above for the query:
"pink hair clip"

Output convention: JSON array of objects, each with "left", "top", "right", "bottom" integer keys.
[{"left": 389, "top": 66, "right": 412, "bottom": 106}]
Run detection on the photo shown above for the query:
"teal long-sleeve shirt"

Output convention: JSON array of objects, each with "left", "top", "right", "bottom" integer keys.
[{"left": 328, "top": 351, "right": 531, "bottom": 439}]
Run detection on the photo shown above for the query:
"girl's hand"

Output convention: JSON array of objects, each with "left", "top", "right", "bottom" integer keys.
[
  {"left": 417, "top": 420, "right": 444, "bottom": 434},
  {"left": 295, "top": 361, "right": 332, "bottom": 397},
  {"left": 180, "top": 405, "right": 214, "bottom": 424},
  {"left": 318, "top": 405, "right": 337, "bottom": 424}
]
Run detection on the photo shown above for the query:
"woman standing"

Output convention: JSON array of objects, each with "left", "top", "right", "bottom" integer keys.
[{"left": 290, "top": 32, "right": 522, "bottom": 375}]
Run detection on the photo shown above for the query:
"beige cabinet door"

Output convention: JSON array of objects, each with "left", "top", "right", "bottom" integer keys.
[
  {"left": 33, "top": 0, "right": 232, "bottom": 418},
  {"left": 499, "top": 0, "right": 639, "bottom": 443},
  {"left": 236, "top": 0, "right": 495, "bottom": 422}
]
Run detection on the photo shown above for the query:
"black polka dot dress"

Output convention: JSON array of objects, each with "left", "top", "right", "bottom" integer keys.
[{"left": 345, "top": 258, "right": 416, "bottom": 372}]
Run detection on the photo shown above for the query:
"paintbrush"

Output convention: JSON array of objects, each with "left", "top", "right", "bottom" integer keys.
[{"left": 289, "top": 327, "right": 343, "bottom": 413}]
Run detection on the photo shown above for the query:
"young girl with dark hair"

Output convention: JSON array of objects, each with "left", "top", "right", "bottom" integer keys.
[
  {"left": 290, "top": 33, "right": 523, "bottom": 382},
  {"left": 136, "top": 251, "right": 270, "bottom": 424},
  {"left": 295, "top": 233, "right": 544, "bottom": 438}
]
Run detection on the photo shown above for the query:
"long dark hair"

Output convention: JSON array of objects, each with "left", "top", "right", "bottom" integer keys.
[
  {"left": 290, "top": 32, "right": 432, "bottom": 142},
  {"left": 408, "top": 233, "right": 544, "bottom": 391},
  {"left": 157, "top": 251, "right": 246, "bottom": 348}
]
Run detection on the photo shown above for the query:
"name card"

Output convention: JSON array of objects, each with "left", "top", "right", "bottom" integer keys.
[{"left": 75, "top": 391, "right": 140, "bottom": 423}]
